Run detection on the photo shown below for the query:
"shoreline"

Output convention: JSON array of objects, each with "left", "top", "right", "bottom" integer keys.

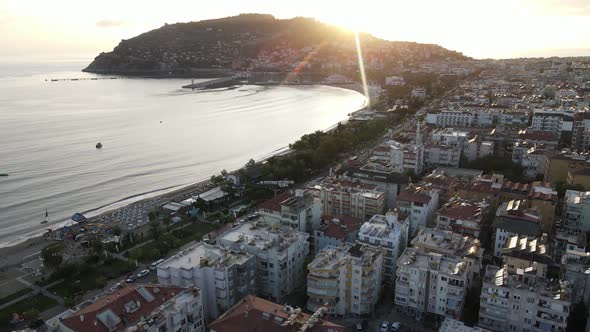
[{"left": 0, "top": 84, "right": 368, "bottom": 265}]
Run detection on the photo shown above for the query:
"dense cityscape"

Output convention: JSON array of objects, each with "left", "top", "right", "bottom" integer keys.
[{"left": 2, "top": 12, "right": 590, "bottom": 332}]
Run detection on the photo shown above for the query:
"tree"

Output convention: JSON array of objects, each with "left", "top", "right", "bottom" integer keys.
[
  {"left": 148, "top": 220, "right": 162, "bottom": 241},
  {"left": 245, "top": 159, "right": 256, "bottom": 168},
  {"left": 567, "top": 301, "right": 588, "bottom": 332},
  {"left": 41, "top": 243, "right": 64, "bottom": 271},
  {"left": 90, "top": 239, "right": 105, "bottom": 257},
  {"left": 23, "top": 308, "right": 40, "bottom": 321},
  {"left": 111, "top": 225, "right": 122, "bottom": 237}
]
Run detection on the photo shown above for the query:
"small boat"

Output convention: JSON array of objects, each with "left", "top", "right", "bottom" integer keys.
[
  {"left": 0, "top": 173, "right": 8, "bottom": 177},
  {"left": 96, "top": 142, "right": 103, "bottom": 149},
  {"left": 40, "top": 209, "right": 49, "bottom": 224}
]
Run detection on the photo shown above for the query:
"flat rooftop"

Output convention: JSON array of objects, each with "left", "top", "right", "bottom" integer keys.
[
  {"left": 411, "top": 228, "right": 482, "bottom": 259},
  {"left": 159, "top": 242, "right": 252, "bottom": 270},
  {"left": 398, "top": 248, "right": 468, "bottom": 279},
  {"left": 217, "top": 220, "right": 308, "bottom": 252}
]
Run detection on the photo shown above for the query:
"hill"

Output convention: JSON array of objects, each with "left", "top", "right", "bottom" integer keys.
[{"left": 84, "top": 14, "right": 468, "bottom": 77}]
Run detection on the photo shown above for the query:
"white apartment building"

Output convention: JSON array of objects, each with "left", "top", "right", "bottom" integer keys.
[
  {"left": 435, "top": 197, "right": 490, "bottom": 238},
  {"left": 564, "top": 189, "right": 590, "bottom": 233},
  {"left": 337, "top": 161, "right": 409, "bottom": 209},
  {"left": 478, "top": 265, "right": 571, "bottom": 332},
  {"left": 411, "top": 228, "right": 483, "bottom": 284},
  {"left": 411, "top": 87, "right": 427, "bottom": 99},
  {"left": 492, "top": 200, "right": 542, "bottom": 257},
  {"left": 531, "top": 109, "right": 574, "bottom": 136},
  {"left": 314, "top": 215, "right": 362, "bottom": 253},
  {"left": 424, "top": 144, "right": 461, "bottom": 168},
  {"left": 216, "top": 221, "right": 309, "bottom": 303},
  {"left": 372, "top": 139, "right": 424, "bottom": 175},
  {"left": 48, "top": 284, "right": 205, "bottom": 332},
  {"left": 427, "top": 110, "right": 474, "bottom": 127},
  {"left": 396, "top": 184, "right": 440, "bottom": 236},
  {"left": 258, "top": 189, "right": 321, "bottom": 233},
  {"left": 511, "top": 142, "right": 551, "bottom": 178},
  {"left": 395, "top": 248, "right": 469, "bottom": 320},
  {"left": 562, "top": 250, "right": 590, "bottom": 305},
  {"left": 430, "top": 128, "right": 469, "bottom": 146},
  {"left": 498, "top": 111, "right": 530, "bottom": 127},
  {"left": 357, "top": 210, "right": 409, "bottom": 285},
  {"left": 319, "top": 177, "right": 385, "bottom": 221},
  {"left": 464, "top": 139, "right": 494, "bottom": 162},
  {"left": 157, "top": 242, "right": 256, "bottom": 321},
  {"left": 307, "top": 244, "right": 383, "bottom": 316}
]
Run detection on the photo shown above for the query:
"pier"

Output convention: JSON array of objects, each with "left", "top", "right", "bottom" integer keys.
[
  {"left": 182, "top": 77, "right": 238, "bottom": 89},
  {"left": 46, "top": 77, "right": 120, "bottom": 82}
]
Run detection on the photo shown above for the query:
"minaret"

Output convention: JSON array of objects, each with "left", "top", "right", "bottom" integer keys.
[{"left": 416, "top": 121, "right": 422, "bottom": 145}]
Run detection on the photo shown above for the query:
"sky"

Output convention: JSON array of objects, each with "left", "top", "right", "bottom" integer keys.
[{"left": 1, "top": 0, "right": 589, "bottom": 60}]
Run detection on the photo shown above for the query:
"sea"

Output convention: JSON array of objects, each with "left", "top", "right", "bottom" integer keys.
[{"left": 0, "top": 58, "right": 367, "bottom": 248}]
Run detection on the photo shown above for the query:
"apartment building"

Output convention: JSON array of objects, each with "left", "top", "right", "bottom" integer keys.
[
  {"left": 563, "top": 189, "right": 590, "bottom": 232},
  {"left": 434, "top": 197, "right": 490, "bottom": 238},
  {"left": 307, "top": 244, "right": 383, "bottom": 316},
  {"left": 500, "top": 181, "right": 558, "bottom": 234},
  {"left": 571, "top": 112, "right": 590, "bottom": 150},
  {"left": 319, "top": 177, "right": 385, "bottom": 221},
  {"left": 562, "top": 250, "right": 590, "bottom": 304},
  {"left": 258, "top": 189, "right": 321, "bottom": 233},
  {"left": 157, "top": 243, "right": 256, "bottom": 320},
  {"left": 336, "top": 161, "right": 409, "bottom": 209},
  {"left": 427, "top": 110, "right": 474, "bottom": 127},
  {"left": 424, "top": 143, "right": 461, "bottom": 168},
  {"left": 544, "top": 151, "right": 590, "bottom": 186},
  {"left": 395, "top": 248, "right": 469, "bottom": 320},
  {"left": 372, "top": 140, "right": 424, "bottom": 175},
  {"left": 47, "top": 285, "right": 205, "bottom": 332},
  {"left": 492, "top": 200, "right": 543, "bottom": 257},
  {"left": 411, "top": 227, "right": 483, "bottom": 284},
  {"left": 357, "top": 210, "right": 409, "bottom": 285},
  {"left": 464, "top": 138, "right": 494, "bottom": 162},
  {"left": 478, "top": 265, "right": 570, "bottom": 332},
  {"left": 531, "top": 109, "right": 574, "bottom": 137},
  {"left": 314, "top": 215, "right": 363, "bottom": 253},
  {"left": 216, "top": 221, "right": 309, "bottom": 303},
  {"left": 501, "top": 235, "right": 552, "bottom": 278},
  {"left": 396, "top": 184, "right": 440, "bottom": 236},
  {"left": 208, "top": 295, "right": 346, "bottom": 332}
]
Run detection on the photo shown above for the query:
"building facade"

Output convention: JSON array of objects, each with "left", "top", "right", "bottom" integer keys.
[
  {"left": 157, "top": 243, "right": 256, "bottom": 321},
  {"left": 216, "top": 221, "right": 309, "bottom": 303},
  {"left": 319, "top": 177, "right": 385, "bottom": 221},
  {"left": 307, "top": 244, "right": 383, "bottom": 316},
  {"left": 396, "top": 184, "right": 440, "bottom": 236},
  {"left": 357, "top": 211, "right": 409, "bottom": 285},
  {"left": 478, "top": 265, "right": 570, "bottom": 332}
]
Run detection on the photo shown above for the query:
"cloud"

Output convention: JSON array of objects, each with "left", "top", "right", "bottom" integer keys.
[{"left": 96, "top": 19, "right": 124, "bottom": 28}]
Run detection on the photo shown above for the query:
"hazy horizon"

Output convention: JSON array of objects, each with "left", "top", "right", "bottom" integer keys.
[{"left": 1, "top": 0, "right": 589, "bottom": 60}]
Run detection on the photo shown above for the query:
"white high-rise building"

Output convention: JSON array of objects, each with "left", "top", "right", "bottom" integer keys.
[
  {"left": 157, "top": 242, "right": 256, "bottom": 321},
  {"left": 396, "top": 184, "right": 440, "bottom": 236},
  {"left": 478, "top": 265, "right": 571, "bottom": 332},
  {"left": 394, "top": 248, "right": 469, "bottom": 320},
  {"left": 216, "top": 220, "right": 309, "bottom": 303},
  {"left": 357, "top": 210, "right": 409, "bottom": 285},
  {"left": 307, "top": 243, "right": 382, "bottom": 316}
]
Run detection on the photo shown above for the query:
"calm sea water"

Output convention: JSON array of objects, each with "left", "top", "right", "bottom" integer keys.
[{"left": 0, "top": 59, "right": 366, "bottom": 247}]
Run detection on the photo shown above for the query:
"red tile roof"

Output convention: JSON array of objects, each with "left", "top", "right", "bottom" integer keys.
[
  {"left": 320, "top": 215, "right": 363, "bottom": 239},
  {"left": 398, "top": 190, "right": 432, "bottom": 204},
  {"left": 208, "top": 295, "right": 346, "bottom": 332},
  {"left": 258, "top": 191, "right": 293, "bottom": 212},
  {"left": 61, "top": 284, "right": 187, "bottom": 332},
  {"left": 437, "top": 200, "right": 486, "bottom": 222},
  {"left": 517, "top": 130, "right": 557, "bottom": 142}
]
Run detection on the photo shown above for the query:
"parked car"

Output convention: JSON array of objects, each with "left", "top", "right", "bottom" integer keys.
[
  {"left": 380, "top": 322, "right": 389, "bottom": 332},
  {"left": 136, "top": 269, "right": 150, "bottom": 278},
  {"left": 391, "top": 322, "right": 401, "bottom": 331},
  {"left": 125, "top": 274, "right": 135, "bottom": 283},
  {"left": 355, "top": 323, "right": 363, "bottom": 331}
]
